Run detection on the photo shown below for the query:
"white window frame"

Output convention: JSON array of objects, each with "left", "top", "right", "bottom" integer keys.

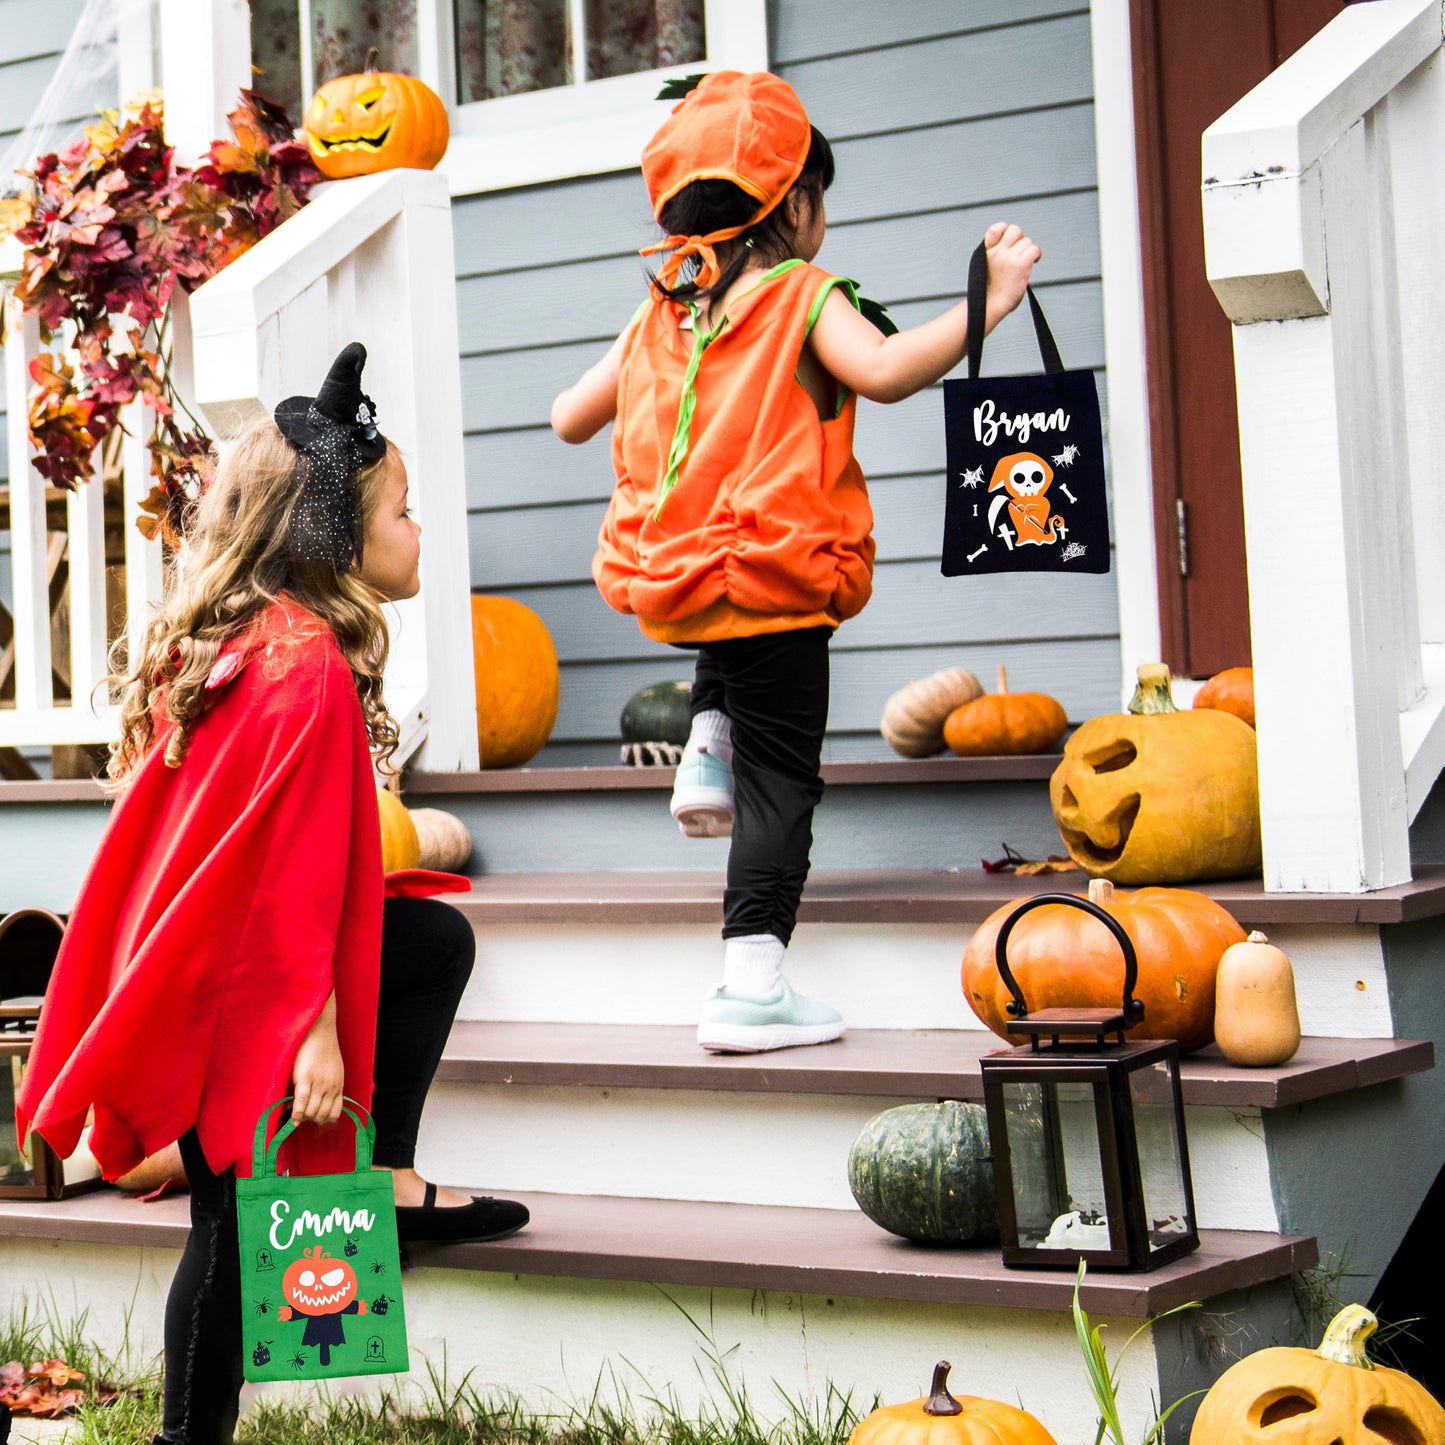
[{"left": 288, "top": 0, "right": 768, "bottom": 196}]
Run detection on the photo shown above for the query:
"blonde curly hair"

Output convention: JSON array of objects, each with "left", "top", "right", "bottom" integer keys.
[{"left": 107, "top": 418, "right": 401, "bottom": 783}]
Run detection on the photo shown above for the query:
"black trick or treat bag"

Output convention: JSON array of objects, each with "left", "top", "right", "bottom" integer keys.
[{"left": 941, "top": 242, "right": 1109, "bottom": 576}]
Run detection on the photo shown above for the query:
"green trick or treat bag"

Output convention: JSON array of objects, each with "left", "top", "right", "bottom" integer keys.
[{"left": 237, "top": 1098, "right": 407, "bottom": 1382}]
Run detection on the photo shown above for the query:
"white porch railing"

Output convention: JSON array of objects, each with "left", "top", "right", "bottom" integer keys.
[
  {"left": 1203, "top": 0, "right": 1445, "bottom": 892},
  {"left": 1, "top": 278, "right": 159, "bottom": 749},
  {"left": 2, "top": 166, "right": 478, "bottom": 772},
  {"left": 187, "top": 167, "right": 479, "bottom": 772}
]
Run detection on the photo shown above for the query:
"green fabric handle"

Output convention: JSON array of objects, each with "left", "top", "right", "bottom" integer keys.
[{"left": 252, "top": 1096, "right": 375, "bottom": 1178}]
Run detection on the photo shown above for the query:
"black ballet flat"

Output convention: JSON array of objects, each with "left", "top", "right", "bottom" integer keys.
[{"left": 394, "top": 1182, "right": 530, "bottom": 1245}]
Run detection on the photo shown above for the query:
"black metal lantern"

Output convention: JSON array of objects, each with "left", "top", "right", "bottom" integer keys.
[
  {"left": 0, "top": 908, "right": 102, "bottom": 1201},
  {"left": 978, "top": 892, "right": 1199, "bottom": 1272}
]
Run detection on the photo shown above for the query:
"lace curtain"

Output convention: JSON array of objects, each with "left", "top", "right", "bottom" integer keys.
[
  {"left": 251, "top": 0, "right": 420, "bottom": 120},
  {"left": 251, "top": 1, "right": 702, "bottom": 118},
  {"left": 453, "top": 0, "right": 705, "bottom": 103}
]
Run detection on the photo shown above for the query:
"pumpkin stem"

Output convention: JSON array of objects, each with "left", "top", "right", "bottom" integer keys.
[
  {"left": 1245, "top": 930, "right": 1270, "bottom": 945},
  {"left": 1087, "top": 878, "right": 1116, "bottom": 906},
  {"left": 996, "top": 665, "right": 1009, "bottom": 695},
  {"left": 924, "top": 1361, "right": 963, "bottom": 1416},
  {"left": 1128, "top": 664, "right": 1178, "bottom": 716},
  {"left": 1316, "top": 1305, "right": 1377, "bottom": 1369},
  {"left": 365, "top": 45, "right": 380, "bottom": 72}
]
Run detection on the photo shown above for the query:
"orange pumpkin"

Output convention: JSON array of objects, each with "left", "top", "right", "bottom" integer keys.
[
  {"left": 1193, "top": 666, "right": 1255, "bottom": 729},
  {"left": 470, "top": 594, "right": 560, "bottom": 768},
  {"left": 961, "top": 878, "right": 1244, "bottom": 1052},
  {"left": 304, "top": 68, "right": 449, "bottom": 178},
  {"left": 377, "top": 786, "right": 420, "bottom": 872},
  {"left": 848, "top": 1361, "right": 1057, "bottom": 1445},
  {"left": 280, "top": 1246, "right": 361, "bottom": 1317},
  {"left": 943, "top": 666, "right": 1066, "bottom": 756},
  {"left": 1189, "top": 1304, "right": 1445, "bottom": 1444}
]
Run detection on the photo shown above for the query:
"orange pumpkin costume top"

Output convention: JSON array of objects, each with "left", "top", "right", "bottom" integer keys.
[
  {"left": 593, "top": 70, "right": 877, "bottom": 644},
  {"left": 595, "top": 262, "right": 875, "bottom": 642}
]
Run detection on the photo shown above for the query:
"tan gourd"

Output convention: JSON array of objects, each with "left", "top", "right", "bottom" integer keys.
[
  {"left": 1213, "top": 930, "right": 1301, "bottom": 1066},
  {"left": 880, "top": 667, "right": 983, "bottom": 757},
  {"left": 411, "top": 807, "right": 473, "bottom": 871}
]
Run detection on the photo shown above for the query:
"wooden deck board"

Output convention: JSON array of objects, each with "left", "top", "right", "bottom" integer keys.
[
  {"left": 448, "top": 866, "right": 1445, "bottom": 926},
  {"left": 435, "top": 1023, "right": 1434, "bottom": 1109},
  {"left": 0, "top": 1189, "right": 1316, "bottom": 1317}
]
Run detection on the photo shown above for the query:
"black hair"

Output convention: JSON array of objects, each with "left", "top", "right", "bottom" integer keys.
[{"left": 648, "top": 125, "right": 836, "bottom": 307}]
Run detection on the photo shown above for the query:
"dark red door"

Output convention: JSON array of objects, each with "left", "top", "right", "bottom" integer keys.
[{"left": 1131, "top": 0, "right": 1343, "bottom": 677}]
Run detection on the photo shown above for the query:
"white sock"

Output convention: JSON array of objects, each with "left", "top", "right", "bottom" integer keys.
[
  {"left": 721, "top": 934, "right": 784, "bottom": 996},
  {"left": 687, "top": 709, "right": 733, "bottom": 765}
]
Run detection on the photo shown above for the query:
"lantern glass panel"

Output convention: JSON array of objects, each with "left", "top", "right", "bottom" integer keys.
[
  {"left": 1129, "top": 1057, "right": 1192, "bottom": 1252},
  {"left": 999, "top": 1079, "right": 1114, "bottom": 1250},
  {"left": 0, "top": 1050, "right": 36, "bottom": 1189}
]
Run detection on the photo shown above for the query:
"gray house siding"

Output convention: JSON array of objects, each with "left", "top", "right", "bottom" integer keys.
[{"left": 459, "top": 0, "right": 1114, "bottom": 764}]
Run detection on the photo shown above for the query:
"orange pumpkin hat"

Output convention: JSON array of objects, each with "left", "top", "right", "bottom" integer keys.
[{"left": 640, "top": 70, "right": 812, "bottom": 288}]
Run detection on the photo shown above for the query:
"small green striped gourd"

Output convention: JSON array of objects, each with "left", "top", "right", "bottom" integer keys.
[
  {"left": 847, "top": 1101, "right": 999, "bottom": 1245},
  {"left": 620, "top": 681, "right": 693, "bottom": 746}
]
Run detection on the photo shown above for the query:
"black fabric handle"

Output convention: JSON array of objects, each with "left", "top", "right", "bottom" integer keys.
[{"left": 965, "top": 239, "right": 1064, "bottom": 379}]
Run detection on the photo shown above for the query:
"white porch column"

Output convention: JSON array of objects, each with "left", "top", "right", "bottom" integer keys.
[
  {"left": 1201, "top": 0, "right": 1442, "bottom": 891},
  {"left": 159, "top": 0, "right": 253, "bottom": 164}
]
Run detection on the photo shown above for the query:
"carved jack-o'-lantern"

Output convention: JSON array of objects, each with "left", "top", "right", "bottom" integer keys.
[
  {"left": 1189, "top": 1304, "right": 1445, "bottom": 1444},
  {"left": 1049, "top": 663, "right": 1261, "bottom": 884},
  {"left": 303, "top": 69, "right": 449, "bottom": 179},
  {"left": 281, "top": 1246, "right": 359, "bottom": 1317}
]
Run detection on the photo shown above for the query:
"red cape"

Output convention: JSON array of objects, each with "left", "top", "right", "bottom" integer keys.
[{"left": 17, "top": 602, "right": 383, "bottom": 1180}]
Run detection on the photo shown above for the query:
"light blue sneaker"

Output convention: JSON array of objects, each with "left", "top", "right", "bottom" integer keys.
[
  {"left": 670, "top": 747, "right": 734, "bottom": 838},
  {"left": 696, "top": 978, "right": 845, "bottom": 1053}
]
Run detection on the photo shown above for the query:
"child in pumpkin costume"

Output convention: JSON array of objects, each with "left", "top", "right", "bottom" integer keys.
[
  {"left": 17, "top": 346, "right": 526, "bottom": 1445},
  {"left": 553, "top": 72, "right": 1040, "bottom": 1052}
]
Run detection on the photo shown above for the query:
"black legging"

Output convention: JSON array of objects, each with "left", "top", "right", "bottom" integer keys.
[
  {"left": 157, "top": 896, "right": 474, "bottom": 1445},
  {"left": 689, "top": 627, "right": 830, "bottom": 945}
]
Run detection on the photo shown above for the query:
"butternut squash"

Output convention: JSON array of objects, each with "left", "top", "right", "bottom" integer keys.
[{"left": 1213, "top": 930, "right": 1301, "bottom": 1066}]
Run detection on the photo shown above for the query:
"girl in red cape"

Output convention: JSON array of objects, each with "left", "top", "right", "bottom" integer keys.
[{"left": 16, "top": 345, "right": 526, "bottom": 1445}]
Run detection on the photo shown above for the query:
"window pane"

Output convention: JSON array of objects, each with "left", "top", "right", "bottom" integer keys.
[
  {"left": 252, "top": 0, "right": 306, "bottom": 121},
  {"left": 313, "top": 0, "right": 420, "bottom": 87},
  {"left": 587, "top": 0, "right": 704, "bottom": 82},
  {"left": 454, "top": 1, "right": 571, "bottom": 103}
]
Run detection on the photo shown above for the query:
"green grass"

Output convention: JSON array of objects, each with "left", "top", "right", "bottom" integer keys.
[
  {"left": 52, "top": 1365, "right": 864, "bottom": 1445},
  {"left": 10, "top": 1290, "right": 870, "bottom": 1445}
]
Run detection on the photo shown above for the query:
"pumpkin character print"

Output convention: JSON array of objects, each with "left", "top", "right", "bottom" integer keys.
[{"left": 276, "top": 1246, "right": 369, "bottom": 1366}]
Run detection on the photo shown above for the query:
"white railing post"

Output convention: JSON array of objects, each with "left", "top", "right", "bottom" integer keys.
[
  {"left": 1203, "top": 0, "right": 1445, "bottom": 891},
  {"left": 122, "top": 398, "right": 165, "bottom": 677},
  {"left": 158, "top": 0, "right": 252, "bottom": 165},
  {"left": 4, "top": 306, "right": 53, "bottom": 716},
  {"left": 66, "top": 446, "right": 110, "bottom": 709}
]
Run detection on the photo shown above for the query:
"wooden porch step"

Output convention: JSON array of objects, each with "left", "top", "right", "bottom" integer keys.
[
  {"left": 449, "top": 865, "right": 1445, "bottom": 926},
  {"left": 0, "top": 756, "right": 1061, "bottom": 806},
  {"left": 405, "top": 756, "right": 1062, "bottom": 794},
  {"left": 436, "top": 1022, "right": 1434, "bottom": 1110},
  {"left": 0, "top": 1189, "right": 1316, "bottom": 1318}
]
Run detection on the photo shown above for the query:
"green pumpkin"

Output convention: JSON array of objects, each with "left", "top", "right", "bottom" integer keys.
[
  {"left": 620, "top": 681, "right": 693, "bottom": 746},
  {"left": 847, "top": 1100, "right": 999, "bottom": 1245}
]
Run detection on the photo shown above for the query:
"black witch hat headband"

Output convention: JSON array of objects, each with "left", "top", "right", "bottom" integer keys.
[{"left": 274, "top": 342, "right": 388, "bottom": 571}]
